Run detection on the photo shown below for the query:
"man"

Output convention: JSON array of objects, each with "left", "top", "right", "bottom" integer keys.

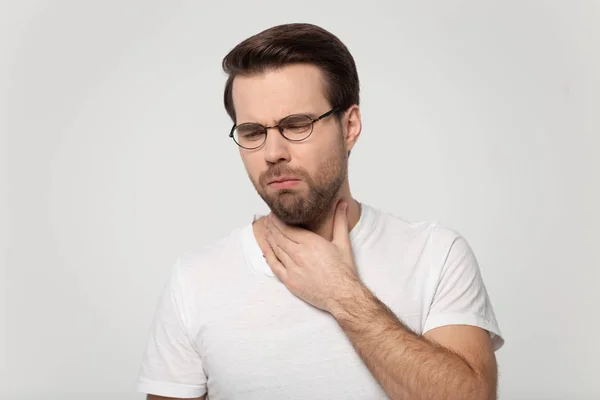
[{"left": 137, "top": 23, "right": 504, "bottom": 400}]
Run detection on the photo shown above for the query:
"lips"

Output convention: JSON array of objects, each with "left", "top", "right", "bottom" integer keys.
[{"left": 268, "top": 176, "right": 300, "bottom": 184}]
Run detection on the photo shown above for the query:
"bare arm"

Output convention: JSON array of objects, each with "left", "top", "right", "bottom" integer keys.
[
  {"left": 147, "top": 395, "right": 206, "bottom": 400},
  {"left": 330, "top": 282, "right": 497, "bottom": 400}
]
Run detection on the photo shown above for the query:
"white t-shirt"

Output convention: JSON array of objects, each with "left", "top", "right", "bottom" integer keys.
[{"left": 137, "top": 203, "right": 504, "bottom": 399}]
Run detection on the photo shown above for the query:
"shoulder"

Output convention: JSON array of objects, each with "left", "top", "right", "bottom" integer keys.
[
  {"left": 369, "top": 204, "right": 461, "bottom": 243},
  {"left": 367, "top": 204, "right": 468, "bottom": 261},
  {"left": 173, "top": 225, "right": 248, "bottom": 283}
]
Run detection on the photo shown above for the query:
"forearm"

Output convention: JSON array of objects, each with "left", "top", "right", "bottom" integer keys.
[{"left": 330, "top": 283, "right": 491, "bottom": 400}]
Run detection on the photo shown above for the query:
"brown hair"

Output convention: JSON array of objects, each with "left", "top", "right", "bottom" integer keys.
[{"left": 222, "top": 23, "right": 360, "bottom": 123}]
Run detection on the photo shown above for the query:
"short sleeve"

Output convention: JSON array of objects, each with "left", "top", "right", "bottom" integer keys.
[
  {"left": 137, "top": 259, "right": 208, "bottom": 398},
  {"left": 423, "top": 228, "right": 505, "bottom": 351}
]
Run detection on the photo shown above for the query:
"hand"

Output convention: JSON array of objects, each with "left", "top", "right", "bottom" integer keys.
[{"left": 263, "top": 200, "right": 361, "bottom": 313}]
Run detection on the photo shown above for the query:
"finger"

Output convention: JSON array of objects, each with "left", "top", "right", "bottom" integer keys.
[
  {"left": 265, "top": 231, "right": 294, "bottom": 263},
  {"left": 268, "top": 213, "right": 312, "bottom": 243},
  {"left": 263, "top": 237, "right": 289, "bottom": 282},
  {"left": 332, "top": 200, "right": 351, "bottom": 248},
  {"left": 265, "top": 216, "right": 301, "bottom": 253}
]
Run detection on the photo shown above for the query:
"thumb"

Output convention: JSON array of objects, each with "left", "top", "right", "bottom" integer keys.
[{"left": 332, "top": 200, "right": 350, "bottom": 247}]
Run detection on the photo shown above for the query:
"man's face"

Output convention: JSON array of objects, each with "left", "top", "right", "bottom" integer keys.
[{"left": 231, "top": 64, "right": 348, "bottom": 226}]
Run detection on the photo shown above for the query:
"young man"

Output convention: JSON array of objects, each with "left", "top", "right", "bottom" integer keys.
[{"left": 137, "top": 23, "right": 504, "bottom": 400}]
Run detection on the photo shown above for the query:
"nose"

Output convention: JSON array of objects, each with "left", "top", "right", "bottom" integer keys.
[{"left": 263, "top": 127, "right": 290, "bottom": 164}]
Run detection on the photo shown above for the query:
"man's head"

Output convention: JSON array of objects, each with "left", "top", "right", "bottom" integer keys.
[{"left": 222, "top": 23, "right": 361, "bottom": 227}]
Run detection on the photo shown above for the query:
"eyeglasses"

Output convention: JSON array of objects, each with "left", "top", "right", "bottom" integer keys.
[{"left": 229, "top": 108, "right": 339, "bottom": 149}]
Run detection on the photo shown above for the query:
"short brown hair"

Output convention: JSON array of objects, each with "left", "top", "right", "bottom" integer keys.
[{"left": 222, "top": 23, "right": 360, "bottom": 122}]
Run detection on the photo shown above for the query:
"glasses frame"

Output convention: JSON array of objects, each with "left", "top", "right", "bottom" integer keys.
[{"left": 229, "top": 107, "right": 340, "bottom": 149}]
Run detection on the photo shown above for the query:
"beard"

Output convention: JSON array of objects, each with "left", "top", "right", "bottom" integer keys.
[{"left": 250, "top": 142, "right": 347, "bottom": 227}]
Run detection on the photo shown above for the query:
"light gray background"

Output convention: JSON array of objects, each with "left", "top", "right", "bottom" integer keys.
[{"left": 2, "top": 1, "right": 599, "bottom": 399}]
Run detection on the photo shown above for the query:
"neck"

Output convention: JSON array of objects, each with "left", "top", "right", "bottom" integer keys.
[
  {"left": 301, "top": 194, "right": 361, "bottom": 241},
  {"left": 252, "top": 186, "right": 361, "bottom": 252}
]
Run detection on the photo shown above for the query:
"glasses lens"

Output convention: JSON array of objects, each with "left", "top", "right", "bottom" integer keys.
[
  {"left": 234, "top": 124, "right": 266, "bottom": 148},
  {"left": 280, "top": 115, "right": 313, "bottom": 141}
]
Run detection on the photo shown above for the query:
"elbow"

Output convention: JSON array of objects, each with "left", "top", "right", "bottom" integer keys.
[
  {"left": 479, "top": 387, "right": 496, "bottom": 400},
  {"left": 463, "top": 365, "right": 496, "bottom": 400},
  {"left": 471, "top": 360, "right": 497, "bottom": 400},
  {"left": 475, "top": 376, "right": 497, "bottom": 400},
  {"left": 482, "top": 388, "right": 497, "bottom": 400}
]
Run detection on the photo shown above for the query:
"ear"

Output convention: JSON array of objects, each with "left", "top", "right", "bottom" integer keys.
[{"left": 341, "top": 105, "right": 362, "bottom": 155}]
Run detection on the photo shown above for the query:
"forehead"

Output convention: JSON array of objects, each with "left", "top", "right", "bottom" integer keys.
[{"left": 232, "top": 64, "right": 331, "bottom": 124}]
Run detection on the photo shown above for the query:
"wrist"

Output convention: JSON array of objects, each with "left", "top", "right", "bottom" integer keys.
[{"left": 328, "top": 279, "right": 371, "bottom": 320}]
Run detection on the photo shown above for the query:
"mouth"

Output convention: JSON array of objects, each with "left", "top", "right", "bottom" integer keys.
[{"left": 268, "top": 178, "right": 301, "bottom": 190}]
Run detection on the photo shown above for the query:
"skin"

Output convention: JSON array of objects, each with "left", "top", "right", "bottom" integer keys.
[
  {"left": 146, "top": 63, "right": 498, "bottom": 400},
  {"left": 232, "top": 64, "right": 364, "bottom": 240}
]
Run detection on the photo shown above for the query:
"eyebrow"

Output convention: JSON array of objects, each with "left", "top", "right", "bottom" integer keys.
[
  {"left": 273, "top": 111, "right": 318, "bottom": 124},
  {"left": 240, "top": 111, "right": 317, "bottom": 126}
]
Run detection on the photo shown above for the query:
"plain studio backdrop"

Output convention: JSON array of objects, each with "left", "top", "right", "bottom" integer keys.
[{"left": 2, "top": 1, "right": 599, "bottom": 399}]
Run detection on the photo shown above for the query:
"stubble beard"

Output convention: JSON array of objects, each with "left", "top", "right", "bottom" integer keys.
[{"left": 252, "top": 145, "right": 347, "bottom": 227}]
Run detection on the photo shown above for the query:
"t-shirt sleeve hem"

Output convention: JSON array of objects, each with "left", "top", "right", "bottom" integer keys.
[
  {"left": 137, "top": 378, "right": 207, "bottom": 398},
  {"left": 423, "top": 312, "right": 505, "bottom": 351}
]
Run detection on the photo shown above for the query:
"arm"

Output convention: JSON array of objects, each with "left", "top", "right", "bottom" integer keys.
[
  {"left": 330, "top": 283, "right": 497, "bottom": 400},
  {"left": 262, "top": 204, "right": 502, "bottom": 399}
]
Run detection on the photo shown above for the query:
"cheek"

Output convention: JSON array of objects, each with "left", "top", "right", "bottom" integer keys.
[
  {"left": 306, "top": 135, "right": 344, "bottom": 168},
  {"left": 294, "top": 149, "right": 330, "bottom": 180},
  {"left": 241, "top": 153, "right": 263, "bottom": 180}
]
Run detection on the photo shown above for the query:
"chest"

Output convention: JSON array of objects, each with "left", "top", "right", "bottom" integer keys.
[
  {"left": 195, "top": 282, "right": 387, "bottom": 399},
  {"left": 193, "top": 257, "right": 433, "bottom": 399}
]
